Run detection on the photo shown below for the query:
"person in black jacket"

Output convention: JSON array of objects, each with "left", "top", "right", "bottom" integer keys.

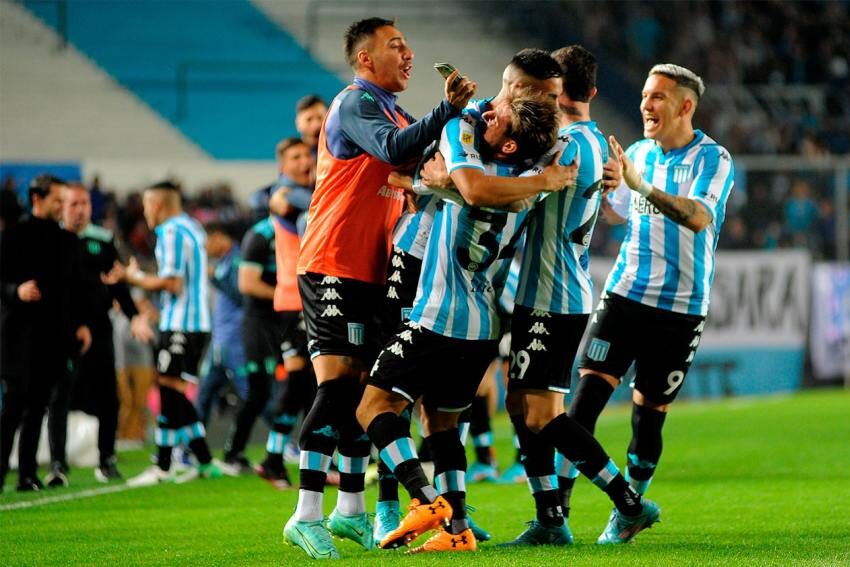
[
  {"left": 0, "top": 174, "right": 92, "bottom": 492},
  {"left": 45, "top": 183, "right": 153, "bottom": 488}
]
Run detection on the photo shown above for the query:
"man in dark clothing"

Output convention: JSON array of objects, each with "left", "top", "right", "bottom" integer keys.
[
  {"left": 0, "top": 174, "right": 92, "bottom": 492},
  {"left": 45, "top": 183, "right": 153, "bottom": 487}
]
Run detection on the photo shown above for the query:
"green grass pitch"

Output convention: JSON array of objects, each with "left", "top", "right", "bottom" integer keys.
[{"left": 2, "top": 389, "right": 848, "bottom": 566}]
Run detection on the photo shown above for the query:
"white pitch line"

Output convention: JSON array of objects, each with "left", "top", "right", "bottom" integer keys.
[{"left": 0, "top": 483, "right": 138, "bottom": 511}]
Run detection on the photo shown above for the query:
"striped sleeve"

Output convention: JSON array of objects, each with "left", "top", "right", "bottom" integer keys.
[
  {"left": 157, "top": 224, "right": 183, "bottom": 278},
  {"left": 440, "top": 118, "right": 484, "bottom": 173},
  {"left": 688, "top": 146, "right": 734, "bottom": 222}
]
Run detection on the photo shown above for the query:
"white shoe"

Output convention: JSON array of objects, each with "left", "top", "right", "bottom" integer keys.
[{"left": 127, "top": 466, "right": 174, "bottom": 487}]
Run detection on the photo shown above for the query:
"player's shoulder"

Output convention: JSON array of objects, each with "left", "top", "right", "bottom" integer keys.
[
  {"left": 80, "top": 223, "right": 114, "bottom": 243},
  {"left": 338, "top": 86, "right": 377, "bottom": 113},
  {"left": 694, "top": 132, "right": 733, "bottom": 166},
  {"left": 249, "top": 217, "right": 275, "bottom": 239}
]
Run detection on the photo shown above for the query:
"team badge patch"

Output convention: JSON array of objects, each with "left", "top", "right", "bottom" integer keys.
[
  {"left": 401, "top": 307, "right": 413, "bottom": 321},
  {"left": 461, "top": 131, "right": 474, "bottom": 145},
  {"left": 587, "top": 338, "right": 611, "bottom": 362},
  {"left": 673, "top": 164, "right": 691, "bottom": 184},
  {"left": 347, "top": 323, "right": 365, "bottom": 346}
]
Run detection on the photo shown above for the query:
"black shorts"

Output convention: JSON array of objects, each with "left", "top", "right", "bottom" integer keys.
[
  {"left": 156, "top": 331, "right": 210, "bottom": 381},
  {"left": 507, "top": 306, "right": 589, "bottom": 394},
  {"left": 368, "top": 321, "right": 498, "bottom": 412},
  {"left": 242, "top": 311, "right": 296, "bottom": 377},
  {"left": 280, "top": 311, "right": 309, "bottom": 361},
  {"left": 379, "top": 247, "right": 423, "bottom": 344},
  {"left": 579, "top": 292, "right": 706, "bottom": 404},
  {"left": 299, "top": 272, "right": 385, "bottom": 364}
]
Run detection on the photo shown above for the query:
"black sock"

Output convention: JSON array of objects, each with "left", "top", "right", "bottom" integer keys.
[
  {"left": 377, "top": 459, "right": 399, "bottom": 502},
  {"left": 469, "top": 396, "right": 493, "bottom": 465},
  {"left": 297, "top": 378, "right": 357, "bottom": 492},
  {"left": 627, "top": 403, "right": 667, "bottom": 493},
  {"left": 367, "top": 412, "right": 433, "bottom": 503},
  {"left": 429, "top": 428, "right": 467, "bottom": 533},
  {"left": 188, "top": 438, "right": 212, "bottom": 465},
  {"left": 157, "top": 445, "right": 173, "bottom": 471},
  {"left": 603, "top": 475, "right": 643, "bottom": 516},
  {"left": 511, "top": 413, "right": 563, "bottom": 526},
  {"left": 558, "top": 475, "right": 576, "bottom": 517},
  {"left": 265, "top": 452, "right": 284, "bottom": 471},
  {"left": 568, "top": 374, "right": 615, "bottom": 434}
]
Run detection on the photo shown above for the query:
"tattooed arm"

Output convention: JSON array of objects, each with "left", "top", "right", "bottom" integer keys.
[{"left": 609, "top": 136, "right": 712, "bottom": 233}]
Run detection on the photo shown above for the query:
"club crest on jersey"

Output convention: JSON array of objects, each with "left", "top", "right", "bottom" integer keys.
[
  {"left": 401, "top": 307, "right": 413, "bottom": 321},
  {"left": 347, "top": 322, "right": 364, "bottom": 346},
  {"left": 587, "top": 338, "right": 610, "bottom": 362},
  {"left": 673, "top": 164, "right": 691, "bottom": 184}
]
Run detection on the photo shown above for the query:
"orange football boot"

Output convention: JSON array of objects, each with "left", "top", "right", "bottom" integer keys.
[
  {"left": 379, "top": 495, "right": 453, "bottom": 549},
  {"left": 406, "top": 527, "right": 477, "bottom": 554}
]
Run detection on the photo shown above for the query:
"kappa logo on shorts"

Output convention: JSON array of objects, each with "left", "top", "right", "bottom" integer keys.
[
  {"left": 321, "top": 305, "right": 343, "bottom": 317},
  {"left": 171, "top": 332, "right": 186, "bottom": 344},
  {"left": 320, "top": 276, "right": 341, "bottom": 285},
  {"left": 321, "top": 288, "right": 343, "bottom": 301},
  {"left": 531, "top": 310, "right": 551, "bottom": 318},
  {"left": 529, "top": 322, "right": 550, "bottom": 335},
  {"left": 387, "top": 286, "right": 400, "bottom": 300},
  {"left": 391, "top": 255, "right": 405, "bottom": 269},
  {"left": 587, "top": 338, "right": 610, "bottom": 362},
  {"left": 398, "top": 329, "right": 414, "bottom": 343},
  {"left": 348, "top": 323, "right": 365, "bottom": 346},
  {"left": 387, "top": 342, "right": 404, "bottom": 358},
  {"left": 388, "top": 270, "right": 403, "bottom": 283},
  {"left": 527, "top": 339, "right": 547, "bottom": 352}
]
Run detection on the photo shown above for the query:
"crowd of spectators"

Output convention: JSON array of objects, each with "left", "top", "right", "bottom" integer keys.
[{"left": 568, "top": 0, "right": 850, "bottom": 156}]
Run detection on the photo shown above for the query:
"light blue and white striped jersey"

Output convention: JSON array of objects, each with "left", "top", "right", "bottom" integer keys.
[
  {"left": 605, "top": 130, "right": 734, "bottom": 316},
  {"left": 154, "top": 213, "right": 211, "bottom": 332},
  {"left": 409, "top": 114, "right": 530, "bottom": 341},
  {"left": 392, "top": 98, "right": 492, "bottom": 259},
  {"left": 516, "top": 122, "right": 608, "bottom": 314},
  {"left": 498, "top": 243, "right": 523, "bottom": 316}
]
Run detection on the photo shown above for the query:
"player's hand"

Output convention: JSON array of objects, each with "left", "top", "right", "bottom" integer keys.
[
  {"left": 420, "top": 152, "right": 453, "bottom": 189},
  {"left": 100, "top": 260, "right": 126, "bottom": 285},
  {"left": 602, "top": 150, "right": 623, "bottom": 195},
  {"left": 17, "top": 279, "right": 41, "bottom": 302},
  {"left": 125, "top": 257, "right": 141, "bottom": 285},
  {"left": 388, "top": 171, "right": 414, "bottom": 191},
  {"left": 609, "top": 136, "right": 641, "bottom": 191},
  {"left": 445, "top": 70, "right": 476, "bottom": 110},
  {"left": 129, "top": 314, "right": 155, "bottom": 344},
  {"left": 540, "top": 150, "right": 577, "bottom": 192},
  {"left": 269, "top": 187, "right": 292, "bottom": 216},
  {"left": 76, "top": 325, "right": 92, "bottom": 354}
]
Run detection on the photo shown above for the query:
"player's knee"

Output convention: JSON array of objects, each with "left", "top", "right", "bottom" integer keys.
[
  {"left": 426, "top": 409, "right": 459, "bottom": 433},
  {"left": 633, "top": 390, "right": 671, "bottom": 412}
]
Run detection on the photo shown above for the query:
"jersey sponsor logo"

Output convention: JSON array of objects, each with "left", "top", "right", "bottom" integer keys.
[
  {"left": 398, "top": 329, "right": 414, "bottom": 343},
  {"left": 391, "top": 254, "right": 405, "bottom": 269},
  {"left": 531, "top": 310, "right": 552, "bottom": 318},
  {"left": 347, "top": 322, "right": 365, "bottom": 346},
  {"left": 527, "top": 339, "right": 547, "bottom": 352},
  {"left": 673, "top": 164, "right": 691, "bottom": 184},
  {"left": 388, "top": 270, "right": 403, "bottom": 283},
  {"left": 321, "top": 288, "right": 343, "bottom": 301},
  {"left": 387, "top": 342, "right": 405, "bottom": 358},
  {"left": 321, "top": 305, "right": 343, "bottom": 317},
  {"left": 377, "top": 185, "right": 405, "bottom": 201},
  {"left": 636, "top": 196, "right": 661, "bottom": 216},
  {"left": 586, "top": 338, "right": 610, "bottom": 362},
  {"left": 461, "top": 131, "right": 474, "bottom": 145},
  {"left": 529, "top": 322, "right": 550, "bottom": 335},
  {"left": 459, "top": 152, "right": 480, "bottom": 161},
  {"left": 387, "top": 286, "right": 400, "bottom": 300},
  {"left": 320, "top": 276, "right": 341, "bottom": 285}
]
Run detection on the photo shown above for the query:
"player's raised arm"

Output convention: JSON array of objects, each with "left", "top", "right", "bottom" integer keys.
[{"left": 610, "top": 135, "right": 712, "bottom": 233}]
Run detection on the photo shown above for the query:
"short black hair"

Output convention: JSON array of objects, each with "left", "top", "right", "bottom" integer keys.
[
  {"left": 551, "top": 45, "right": 597, "bottom": 102},
  {"left": 146, "top": 180, "right": 181, "bottom": 193},
  {"left": 204, "top": 220, "right": 236, "bottom": 239},
  {"left": 29, "top": 173, "right": 65, "bottom": 205},
  {"left": 344, "top": 17, "right": 395, "bottom": 68},
  {"left": 509, "top": 48, "right": 562, "bottom": 81},
  {"left": 295, "top": 94, "right": 327, "bottom": 114}
]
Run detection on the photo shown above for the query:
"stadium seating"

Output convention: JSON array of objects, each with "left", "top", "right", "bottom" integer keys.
[{"left": 23, "top": 0, "right": 344, "bottom": 158}]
